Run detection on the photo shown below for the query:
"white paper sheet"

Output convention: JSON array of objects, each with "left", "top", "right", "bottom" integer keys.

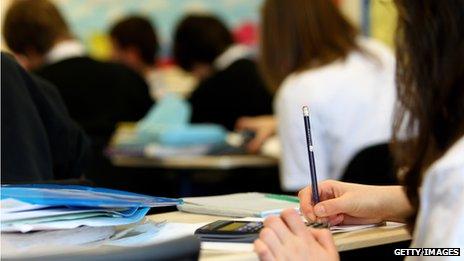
[
  {"left": 1, "top": 207, "right": 135, "bottom": 222},
  {"left": 1, "top": 208, "right": 149, "bottom": 233},
  {"left": 330, "top": 223, "right": 379, "bottom": 233},
  {"left": 152, "top": 222, "right": 207, "bottom": 243},
  {"left": 0, "top": 199, "right": 49, "bottom": 213},
  {"left": 103, "top": 222, "right": 166, "bottom": 247},
  {"left": 1, "top": 226, "right": 115, "bottom": 251},
  {"left": 201, "top": 242, "right": 254, "bottom": 252},
  {"left": 237, "top": 217, "right": 404, "bottom": 234}
]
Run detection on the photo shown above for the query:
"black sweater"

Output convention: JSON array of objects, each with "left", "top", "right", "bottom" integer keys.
[
  {"left": 189, "top": 59, "right": 273, "bottom": 130},
  {"left": 35, "top": 57, "right": 153, "bottom": 145},
  {"left": 1, "top": 54, "right": 90, "bottom": 183}
]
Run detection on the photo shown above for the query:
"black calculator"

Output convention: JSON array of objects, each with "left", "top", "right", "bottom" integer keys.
[{"left": 194, "top": 220, "right": 263, "bottom": 243}]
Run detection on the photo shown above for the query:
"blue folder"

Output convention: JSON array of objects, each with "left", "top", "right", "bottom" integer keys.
[{"left": 1, "top": 184, "right": 182, "bottom": 208}]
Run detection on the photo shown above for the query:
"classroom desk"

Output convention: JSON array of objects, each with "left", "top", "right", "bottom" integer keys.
[
  {"left": 147, "top": 211, "right": 412, "bottom": 260},
  {"left": 111, "top": 154, "right": 277, "bottom": 170},
  {"left": 108, "top": 122, "right": 278, "bottom": 170},
  {"left": 2, "top": 212, "right": 411, "bottom": 260}
]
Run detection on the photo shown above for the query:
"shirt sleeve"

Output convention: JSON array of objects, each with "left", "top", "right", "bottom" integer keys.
[{"left": 409, "top": 165, "right": 464, "bottom": 260}]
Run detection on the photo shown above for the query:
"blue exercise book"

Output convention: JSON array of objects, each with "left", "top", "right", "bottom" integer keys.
[{"left": 1, "top": 184, "right": 182, "bottom": 208}]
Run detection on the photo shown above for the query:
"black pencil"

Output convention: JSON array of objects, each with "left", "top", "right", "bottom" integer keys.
[{"left": 302, "top": 106, "right": 320, "bottom": 205}]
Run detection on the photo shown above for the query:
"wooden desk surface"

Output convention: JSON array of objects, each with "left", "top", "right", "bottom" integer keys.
[
  {"left": 2, "top": 211, "right": 410, "bottom": 260},
  {"left": 108, "top": 122, "right": 278, "bottom": 170},
  {"left": 148, "top": 211, "right": 411, "bottom": 260}
]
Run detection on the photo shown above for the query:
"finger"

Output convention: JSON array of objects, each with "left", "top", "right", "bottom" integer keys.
[
  {"left": 339, "top": 215, "right": 383, "bottom": 225},
  {"left": 280, "top": 208, "right": 306, "bottom": 236},
  {"left": 318, "top": 180, "right": 338, "bottom": 201},
  {"left": 254, "top": 239, "right": 275, "bottom": 261},
  {"left": 263, "top": 216, "right": 293, "bottom": 243},
  {"left": 309, "top": 228, "right": 336, "bottom": 251},
  {"left": 247, "top": 138, "right": 263, "bottom": 153},
  {"left": 259, "top": 227, "right": 283, "bottom": 258},
  {"left": 327, "top": 214, "right": 344, "bottom": 226},
  {"left": 298, "top": 187, "right": 316, "bottom": 221},
  {"left": 313, "top": 196, "right": 350, "bottom": 218},
  {"left": 299, "top": 180, "right": 339, "bottom": 221},
  {"left": 249, "top": 128, "right": 271, "bottom": 151}
]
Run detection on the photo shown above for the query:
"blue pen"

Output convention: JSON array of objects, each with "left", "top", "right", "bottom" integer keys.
[{"left": 302, "top": 106, "right": 320, "bottom": 205}]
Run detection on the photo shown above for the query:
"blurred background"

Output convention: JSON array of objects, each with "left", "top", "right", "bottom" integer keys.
[
  {"left": 1, "top": 0, "right": 397, "bottom": 60},
  {"left": 0, "top": 0, "right": 399, "bottom": 198}
]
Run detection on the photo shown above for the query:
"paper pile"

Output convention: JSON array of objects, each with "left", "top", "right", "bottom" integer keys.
[
  {"left": 1, "top": 184, "right": 182, "bottom": 257},
  {"left": 0, "top": 184, "right": 181, "bottom": 233}
]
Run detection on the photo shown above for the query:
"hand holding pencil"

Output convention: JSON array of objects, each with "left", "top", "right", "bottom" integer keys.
[
  {"left": 302, "top": 106, "right": 327, "bottom": 227},
  {"left": 299, "top": 107, "right": 402, "bottom": 225},
  {"left": 297, "top": 180, "right": 407, "bottom": 226}
]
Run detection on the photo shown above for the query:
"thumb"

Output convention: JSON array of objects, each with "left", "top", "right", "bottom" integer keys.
[{"left": 313, "top": 196, "right": 350, "bottom": 218}]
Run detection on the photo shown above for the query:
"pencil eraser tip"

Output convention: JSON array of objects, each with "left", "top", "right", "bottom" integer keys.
[{"left": 302, "top": 106, "right": 309, "bottom": 116}]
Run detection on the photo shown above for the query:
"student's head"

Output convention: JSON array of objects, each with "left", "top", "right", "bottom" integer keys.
[
  {"left": 3, "top": 0, "right": 71, "bottom": 70},
  {"left": 109, "top": 16, "right": 159, "bottom": 74},
  {"left": 260, "top": 0, "right": 359, "bottom": 91},
  {"left": 392, "top": 0, "right": 464, "bottom": 229},
  {"left": 173, "top": 14, "right": 234, "bottom": 80}
]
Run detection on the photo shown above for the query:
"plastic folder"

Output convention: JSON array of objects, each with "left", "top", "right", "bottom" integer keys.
[{"left": 1, "top": 184, "right": 182, "bottom": 208}]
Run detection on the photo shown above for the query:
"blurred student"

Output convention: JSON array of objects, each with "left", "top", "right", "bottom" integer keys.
[
  {"left": 173, "top": 14, "right": 273, "bottom": 130},
  {"left": 109, "top": 15, "right": 197, "bottom": 100},
  {"left": 110, "top": 16, "right": 159, "bottom": 80},
  {"left": 1, "top": 53, "right": 90, "bottom": 184},
  {"left": 255, "top": 0, "right": 464, "bottom": 259},
  {"left": 238, "top": 0, "right": 396, "bottom": 191},
  {"left": 3, "top": 0, "right": 153, "bottom": 180}
]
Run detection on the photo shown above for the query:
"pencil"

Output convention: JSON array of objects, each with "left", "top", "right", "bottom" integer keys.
[{"left": 302, "top": 106, "right": 320, "bottom": 205}]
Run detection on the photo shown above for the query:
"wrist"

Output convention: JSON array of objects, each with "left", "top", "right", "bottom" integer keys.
[{"left": 380, "top": 186, "right": 413, "bottom": 223}]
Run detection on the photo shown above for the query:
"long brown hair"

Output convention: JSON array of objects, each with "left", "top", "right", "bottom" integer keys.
[
  {"left": 260, "top": 0, "right": 360, "bottom": 91},
  {"left": 392, "top": 0, "right": 464, "bottom": 230}
]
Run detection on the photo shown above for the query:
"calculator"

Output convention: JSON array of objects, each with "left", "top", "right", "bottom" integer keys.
[{"left": 194, "top": 220, "right": 263, "bottom": 243}]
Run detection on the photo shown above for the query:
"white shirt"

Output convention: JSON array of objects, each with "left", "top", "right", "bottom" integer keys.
[
  {"left": 45, "top": 40, "right": 86, "bottom": 64},
  {"left": 213, "top": 44, "right": 253, "bottom": 70},
  {"left": 408, "top": 136, "right": 464, "bottom": 260},
  {"left": 146, "top": 67, "right": 197, "bottom": 100},
  {"left": 275, "top": 38, "right": 396, "bottom": 191},
  {"left": 146, "top": 44, "right": 251, "bottom": 101}
]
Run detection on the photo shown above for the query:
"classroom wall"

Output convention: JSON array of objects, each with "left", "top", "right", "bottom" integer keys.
[
  {"left": 53, "top": 0, "right": 264, "bottom": 60},
  {"left": 0, "top": 0, "right": 397, "bottom": 58},
  {"left": 370, "top": 0, "right": 397, "bottom": 47}
]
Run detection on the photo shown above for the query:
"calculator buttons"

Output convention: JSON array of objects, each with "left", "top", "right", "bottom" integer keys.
[{"left": 240, "top": 222, "right": 263, "bottom": 233}]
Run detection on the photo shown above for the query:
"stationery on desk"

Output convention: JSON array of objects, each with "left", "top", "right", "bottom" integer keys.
[
  {"left": 1, "top": 184, "right": 181, "bottom": 256},
  {"left": 107, "top": 95, "right": 258, "bottom": 159},
  {"left": 175, "top": 106, "right": 392, "bottom": 246},
  {"left": 1, "top": 105, "right": 407, "bottom": 257},
  {"left": 177, "top": 192, "right": 300, "bottom": 218}
]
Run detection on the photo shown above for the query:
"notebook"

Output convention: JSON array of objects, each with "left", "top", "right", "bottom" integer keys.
[
  {"left": 177, "top": 192, "right": 299, "bottom": 218},
  {"left": 1, "top": 184, "right": 182, "bottom": 208}
]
